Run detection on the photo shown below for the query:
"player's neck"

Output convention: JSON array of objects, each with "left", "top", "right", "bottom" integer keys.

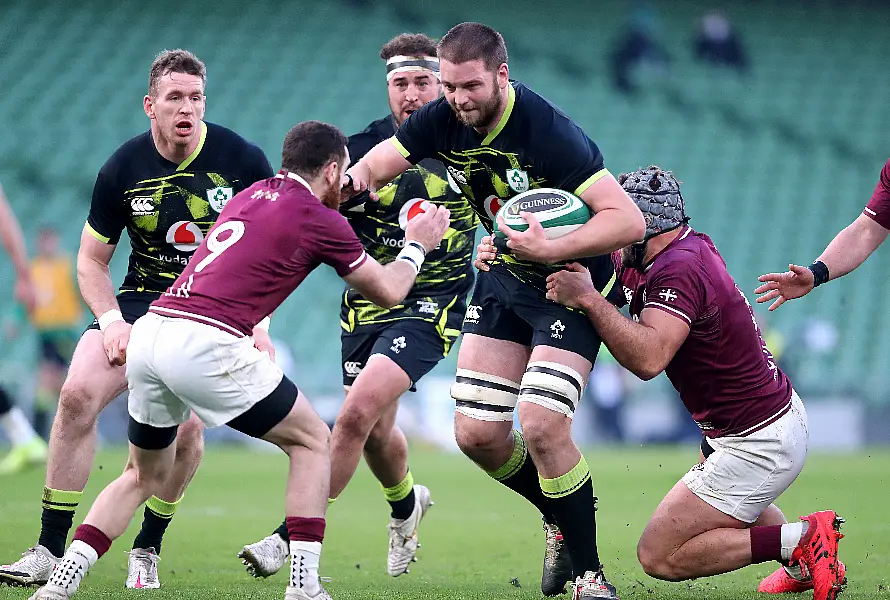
[
  {"left": 475, "top": 87, "right": 510, "bottom": 136},
  {"left": 151, "top": 123, "right": 200, "bottom": 165},
  {"left": 644, "top": 228, "right": 684, "bottom": 263}
]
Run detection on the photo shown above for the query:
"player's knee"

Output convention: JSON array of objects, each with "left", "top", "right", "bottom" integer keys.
[
  {"left": 517, "top": 416, "right": 560, "bottom": 457},
  {"left": 126, "top": 459, "right": 168, "bottom": 495},
  {"left": 453, "top": 416, "right": 503, "bottom": 460},
  {"left": 335, "top": 400, "right": 378, "bottom": 440},
  {"left": 57, "top": 379, "right": 102, "bottom": 431},
  {"left": 636, "top": 536, "right": 684, "bottom": 582},
  {"left": 174, "top": 417, "right": 205, "bottom": 461}
]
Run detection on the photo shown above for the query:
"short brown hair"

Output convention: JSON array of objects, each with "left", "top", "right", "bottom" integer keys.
[
  {"left": 148, "top": 49, "right": 206, "bottom": 97},
  {"left": 380, "top": 33, "right": 437, "bottom": 60},
  {"left": 281, "top": 121, "right": 348, "bottom": 180},
  {"left": 437, "top": 22, "right": 507, "bottom": 71}
]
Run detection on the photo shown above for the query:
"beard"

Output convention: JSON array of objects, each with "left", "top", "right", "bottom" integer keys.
[
  {"left": 449, "top": 80, "right": 502, "bottom": 129},
  {"left": 320, "top": 182, "right": 342, "bottom": 210},
  {"left": 621, "top": 243, "right": 648, "bottom": 270}
]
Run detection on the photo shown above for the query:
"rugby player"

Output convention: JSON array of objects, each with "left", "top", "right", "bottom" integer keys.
[
  {"left": 0, "top": 49, "right": 274, "bottom": 589},
  {"left": 756, "top": 157, "right": 890, "bottom": 310},
  {"left": 27, "top": 120, "right": 450, "bottom": 600},
  {"left": 343, "top": 22, "right": 645, "bottom": 599},
  {"left": 544, "top": 166, "right": 846, "bottom": 600},
  {"left": 239, "top": 33, "right": 478, "bottom": 579},
  {"left": 0, "top": 182, "right": 45, "bottom": 475}
]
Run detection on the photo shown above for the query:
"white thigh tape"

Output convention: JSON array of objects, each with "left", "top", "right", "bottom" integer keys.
[
  {"left": 517, "top": 361, "right": 584, "bottom": 418},
  {"left": 451, "top": 369, "right": 520, "bottom": 422}
]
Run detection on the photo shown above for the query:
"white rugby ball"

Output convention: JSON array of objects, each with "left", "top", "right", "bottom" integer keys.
[{"left": 494, "top": 188, "right": 590, "bottom": 240}]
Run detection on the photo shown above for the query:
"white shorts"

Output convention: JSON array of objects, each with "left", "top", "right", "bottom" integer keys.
[
  {"left": 126, "top": 312, "right": 284, "bottom": 429},
  {"left": 681, "top": 392, "right": 808, "bottom": 523}
]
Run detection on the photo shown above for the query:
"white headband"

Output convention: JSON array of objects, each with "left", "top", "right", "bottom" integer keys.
[{"left": 385, "top": 55, "right": 440, "bottom": 81}]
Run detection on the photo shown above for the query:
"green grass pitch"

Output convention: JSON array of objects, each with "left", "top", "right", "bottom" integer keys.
[{"left": 0, "top": 446, "right": 887, "bottom": 599}]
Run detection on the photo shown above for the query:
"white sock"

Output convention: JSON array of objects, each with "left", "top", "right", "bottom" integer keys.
[
  {"left": 46, "top": 540, "right": 98, "bottom": 595},
  {"left": 780, "top": 521, "right": 806, "bottom": 561},
  {"left": 289, "top": 540, "right": 322, "bottom": 594},
  {"left": 0, "top": 407, "right": 37, "bottom": 446}
]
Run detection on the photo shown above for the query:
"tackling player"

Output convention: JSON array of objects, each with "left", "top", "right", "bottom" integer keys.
[
  {"left": 0, "top": 49, "right": 274, "bottom": 589},
  {"left": 344, "top": 22, "right": 645, "bottom": 599},
  {"left": 27, "top": 120, "right": 450, "bottom": 600},
  {"left": 756, "top": 157, "right": 890, "bottom": 309},
  {"left": 239, "top": 33, "right": 478, "bottom": 579},
  {"left": 544, "top": 166, "right": 846, "bottom": 600}
]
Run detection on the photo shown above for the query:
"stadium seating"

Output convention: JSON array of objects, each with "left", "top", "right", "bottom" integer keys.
[{"left": 0, "top": 0, "right": 887, "bottom": 401}]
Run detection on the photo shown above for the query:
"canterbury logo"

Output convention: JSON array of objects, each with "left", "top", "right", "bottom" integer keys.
[{"left": 131, "top": 197, "right": 154, "bottom": 214}]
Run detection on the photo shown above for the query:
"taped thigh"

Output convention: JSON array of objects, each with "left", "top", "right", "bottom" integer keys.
[
  {"left": 517, "top": 361, "right": 584, "bottom": 418},
  {"left": 451, "top": 369, "right": 520, "bottom": 421}
]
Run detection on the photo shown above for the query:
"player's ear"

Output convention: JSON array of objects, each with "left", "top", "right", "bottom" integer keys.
[
  {"left": 143, "top": 95, "right": 154, "bottom": 119},
  {"left": 497, "top": 63, "right": 509, "bottom": 88}
]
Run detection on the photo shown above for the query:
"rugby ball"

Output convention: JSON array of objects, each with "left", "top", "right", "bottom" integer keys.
[{"left": 494, "top": 188, "right": 590, "bottom": 240}]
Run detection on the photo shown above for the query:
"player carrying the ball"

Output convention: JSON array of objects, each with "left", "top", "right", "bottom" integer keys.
[
  {"left": 344, "top": 22, "right": 645, "bottom": 600},
  {"left": 542, "top": 166, "right": 846, "bottom": 600},
  {"left": 239, "top": 33, "right": 478, "bottom": 579}
]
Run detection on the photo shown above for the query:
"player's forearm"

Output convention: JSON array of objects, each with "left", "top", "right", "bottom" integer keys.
[
  {"left": 549, "top": 207, "right": 645, "bottom": 262},
  {"left": 371, "top": 260, "right": 419, "bottom": 308},
  {"left": 0, "top": 190, "right": 31, "bottom": 276},
  {"left": 816, "top": 215, "right": 888, "bottom": 281},
  {"left": 77, "top": 256, "right": 120, "bottom": 318},
  {"left": 579, "top": 292, "right": 664, "bottom": 380}
]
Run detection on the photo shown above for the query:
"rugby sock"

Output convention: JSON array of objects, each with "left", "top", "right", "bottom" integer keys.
[
  {"left": 274, "top": 498, "right": 335, "bottom": 543},
  {"left": 132, "top": 495, "right": 182, "bottom": 555},
  {"left": 39, "top": 488, "right": 82, "bottom": 558},
  {"left": 486, "top": 430, "right": 556, "bottom": 524},
  {"left": 45, "top": 525, "right": 110, "bottom": 595},
  {"left": 383, "top": 470, "right": 416, "bottom": 520},
  {"left": 750, "top": 525, "right": 783, "bottom": 563},
  {"left": 780, "top": 521, "right": 809, "bottom": 578},
  {"left": 286, "top": 517, "right": 325, "bottom": 593},
  {"left": 541, "top": 456, "right": 600, "bottom": 574}
]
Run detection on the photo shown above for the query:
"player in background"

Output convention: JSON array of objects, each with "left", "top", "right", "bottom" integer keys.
[
  {"left": 27, "top": 120, "right": 450, "bottom": 600},
  {"left": 0, "top": 49, "right": 274, "bottom": 589},
  {"left": 0, "top": 182, "right": 45, "bottom": 475},
  {"left": 239, "top": 33, "right": 478, "bottom": 580},
  {"left": 542, "top": 166, "right": 846, "bottom": 600},
  {"left": 28, "top": 227, "right": 84, "bottom": 439},
  {"left": 344, "top": 22, "right": 645, "bottom": 599},
  {"left": 756, "top": 157, "right": 890, "bottom": 309}
]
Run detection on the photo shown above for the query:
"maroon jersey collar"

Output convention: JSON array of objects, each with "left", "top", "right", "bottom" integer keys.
[
  {"left": 643, "top": 226, "right": 693, "bottom": 272},
  {"left": 276, "top": 170, "right": 313, "bottom": 194}
]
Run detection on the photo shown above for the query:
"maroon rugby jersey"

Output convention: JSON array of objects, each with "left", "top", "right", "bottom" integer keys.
[
  {"left": 611, "top": 227, "right": 792, "bottom": 437},
  {"left": 151, "top": 171, "right": 367, "bottom": 336},
  {"left": 862, "top": 158, "right": 890, "bottom": 230}
]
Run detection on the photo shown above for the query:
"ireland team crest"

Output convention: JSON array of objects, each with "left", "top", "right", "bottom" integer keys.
[
  {"left": 206, "top": 186, "right": 234, "bottom": 212},
  {"left": 506, "top": 168, "right": 529, "bottom": 193}
]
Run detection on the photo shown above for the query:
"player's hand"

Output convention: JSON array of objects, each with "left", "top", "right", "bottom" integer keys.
[
  {"left": 252, "top": 327, "right": 276, "bottom": 363},
  {"left": 755, "top": 264, "right": 815, "bottom": 311},
  {"left": 546, "top": 262, "right": 596, "bottom": 309},
  {"left": 496, "top": 212, "right": 554, "bottom": 263},
  {"left": 342, "top": 165, "right": 378, "bottom": 203},
  {"left": 14, "top": 274, "right": 37, "bottom": 315},
  {"left": 103, "top": 320, "right": 131, "bottom": 366},
  {"left": 474, "top": 235, "right": 497, "bottom": 271},
  {"left": 405, "top": 202, "right": 450, "bottom": 252}
]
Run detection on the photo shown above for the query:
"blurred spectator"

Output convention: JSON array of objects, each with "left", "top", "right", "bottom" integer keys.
[
  {"left": 29, "top": 226, "right": 83, "bottom": 438},
  {"left": 694, "top": 11, "right": 749, "bottom": 72},
  {"left": 583, "top": 347, "right": 627, "bottom": 442},
  {"left": 610, "top": 2, "right": 670, "bottom": 94}
]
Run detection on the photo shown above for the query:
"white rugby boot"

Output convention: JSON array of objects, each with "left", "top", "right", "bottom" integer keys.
[
  {"left": 386, "top": 484, "right": 433, "bottom": 576},
  {"left": 125, "top": 547, "right": 160, "bottom": 589},
  {"left": 238, "top": 534, "right": 289, "bottom": 578},
  {"left": 0, "top": 545, "right": 59, "bottom": 586}
]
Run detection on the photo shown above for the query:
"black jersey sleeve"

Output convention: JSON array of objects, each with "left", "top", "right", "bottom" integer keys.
[
  {"left": 543, "top": 120, "right": 608, "bottom": 198},
  {"left": 85, "top": 158, "right": 127, "bottom": 245},
  {"left": 241, "top": 142, "right": 274, "bottom": 184},
  {"left": 392, "top": 98, "right": 448, "bottom": 164}
]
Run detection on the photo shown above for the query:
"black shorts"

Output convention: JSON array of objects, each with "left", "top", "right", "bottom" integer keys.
[
  {"left": 38, "top": 332, "right": 78, "bottom": 367},
  {"left": 86, "top": 292, "right": 158, "bottom": 332},
  {"left": 341, "top": 310, "right": 463, "bottom": 390},
  {"left": 461, "top": 268, "right": 603, "bottom": 364}
]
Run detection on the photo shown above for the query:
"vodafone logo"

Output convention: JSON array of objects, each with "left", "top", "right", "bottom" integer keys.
[
  {"left": 398, "top": 198, "right": 431, "bottom": 230},
  {"left": 484, "top": 195, "right": 504, "bottom": 221},
  {"left": 166, "top": 221, "right": 204, "bottom": 252}
]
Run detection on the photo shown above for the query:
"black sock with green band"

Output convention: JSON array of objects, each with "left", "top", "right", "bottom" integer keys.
[
  {"left": 486, "top": 430, "right": 556, "bottom": 524},
  {"left": 132, "top": 495, "right": 182, "bottom": 555},
  {"left": 39, "top": 487, "right": 82, "bottom": 558},
  {"left": 541, "top": 456, "right": 600, "bottom": 574}
]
